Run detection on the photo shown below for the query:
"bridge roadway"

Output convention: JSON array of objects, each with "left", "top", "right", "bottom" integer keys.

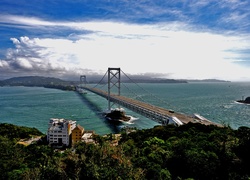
[{"left": 80, "top": 86, "right": 218, "bottom": 126}]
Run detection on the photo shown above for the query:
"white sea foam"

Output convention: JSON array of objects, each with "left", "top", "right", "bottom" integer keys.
[
  {"left": 121, "top": 115, "right": 139, "bottom": 124},
  {"left": 234, "top": 101, "right": 250, "bottom": 105},
  {"left": 234, "top": 101, "right": 243, "bottom": 104},
  {"left": 222, "top": 104, "right": 234, "bottom": 109}
]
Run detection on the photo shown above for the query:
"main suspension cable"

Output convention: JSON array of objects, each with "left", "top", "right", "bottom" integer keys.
[
  {"left": 121, "top": 70, "right": 171, "bottom": 107},
  {"left": 120, "top": 82, "right": 145, "bottom": 102},
  {"left": 92, "top": 70, "right": 108, "bottom": 88}
]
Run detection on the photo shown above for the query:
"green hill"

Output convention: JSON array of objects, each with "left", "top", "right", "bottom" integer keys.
[
  {"left": 0, "top": 76, "right": 76, "bottom": 90},
  {"left": 0, "top": 76, "right": 68, "bottom": 86}
]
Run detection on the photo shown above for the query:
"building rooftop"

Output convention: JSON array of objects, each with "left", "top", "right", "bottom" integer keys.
[
  {"left": 73, "top": 124, "right": 84, "bottom": 131},
  {"left": 82, "top": 133, "right": 93, "bottom": 139},
  {"left": 48, "top": 118, "right": 76, "bottom": 131}
]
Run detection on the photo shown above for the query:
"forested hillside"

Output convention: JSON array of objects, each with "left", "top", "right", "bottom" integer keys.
[
  {"left": 0, "top": 123, "right": 250, "bottom": 179},
  {"left": 0, "top": 76, "right": 76, "bottom": 90}
]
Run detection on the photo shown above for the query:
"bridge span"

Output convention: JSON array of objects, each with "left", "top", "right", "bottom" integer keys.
[
  {"left": 78, "top": 68, "right": 219, "bottom": 126},
  {"left": 80, "top": 86, "right": 216, "bottom": 126}
]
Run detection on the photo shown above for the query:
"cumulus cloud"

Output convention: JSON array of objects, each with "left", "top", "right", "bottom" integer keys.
[{"left": 0, "top": 36, "right": 96, "bottom": 79}]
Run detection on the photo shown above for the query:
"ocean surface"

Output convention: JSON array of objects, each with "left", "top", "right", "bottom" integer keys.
[{"left": 0, "top": 82, "right": 249, "bottom": 135}]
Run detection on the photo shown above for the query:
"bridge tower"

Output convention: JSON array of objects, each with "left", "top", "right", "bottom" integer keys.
[
  {"left": 108, "top": 68, "right": 121, "bottom": 110},
  {"left": 80, "top": 75, "right": 87, "bottom": 87}
]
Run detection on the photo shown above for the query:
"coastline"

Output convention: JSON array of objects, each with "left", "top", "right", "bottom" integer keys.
[
  {"left": 236, "top": 96, "right": 250, "bottom": 105},
  {"left": 235, "top": 101, "right": 250, "bottom": 105}
]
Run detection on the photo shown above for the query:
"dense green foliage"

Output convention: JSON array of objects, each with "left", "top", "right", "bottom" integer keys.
[
  {"left": 0, "top": 123, "right": 43, "bottom": 140},
  {"left": 1, "top": 123, "right": 250, "bottom": 179}
]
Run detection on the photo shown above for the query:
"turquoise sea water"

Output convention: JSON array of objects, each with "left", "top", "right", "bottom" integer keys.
[{"left": 0, "top": 82, "right": 249, "bottom": 135}]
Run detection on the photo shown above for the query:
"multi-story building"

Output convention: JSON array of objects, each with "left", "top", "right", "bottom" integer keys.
[
  {"left": 47, "top": 118, "right": 76, "bottom": 146},
  {"left": 72, "top": 124, "right": 84, "bottom": 144}
]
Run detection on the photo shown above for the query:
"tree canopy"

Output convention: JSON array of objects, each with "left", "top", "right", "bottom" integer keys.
[{"left": 0, "top": 122, "right": 250, "bottom": 179}]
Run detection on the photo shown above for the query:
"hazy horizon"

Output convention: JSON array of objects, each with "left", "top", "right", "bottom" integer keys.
[{"left": 1, "top": 73, "right": 249, "bottom": 83}]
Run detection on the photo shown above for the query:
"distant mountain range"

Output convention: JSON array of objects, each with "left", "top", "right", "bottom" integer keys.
[
  {"left": 0, "top": 76, "right": 229, "bottom": 90},
  {"left": 0, "top": 76, "right": 76, "bottom": 91},
  {"left": 0, "top": 76, "right": 188, "bottom": 86},
  {"left": 115, "top": 78, "right": 188, "bottom": 84},
  {"left": 0, "top": 76, "right": 68, "bottom": 86},
  {"left": 186, "top": 79, "right": 230, "bottom": 83}
]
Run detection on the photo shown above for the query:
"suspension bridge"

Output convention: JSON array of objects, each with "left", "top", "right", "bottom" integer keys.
[{"left": 77, "top": 68, "right": 217, "bottom": 126}]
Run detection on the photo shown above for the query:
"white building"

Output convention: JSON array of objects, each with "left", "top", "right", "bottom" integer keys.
[
  {"left": 47, "top": 118, "right": 76, "bottom": 146},
  {"left": 81, "top": 131, "right": 95, "bottom": 144}
]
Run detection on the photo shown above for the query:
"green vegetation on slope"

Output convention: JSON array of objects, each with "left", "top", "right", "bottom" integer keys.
[
  {"left": 0, "top": 123, "right": 43, "bottom": 140},
  {"left": 0, "top": 123, "right": 250, "bottom": 179},
  {"left": 0, "top": 76, "right": 76, "bottom": 91}
]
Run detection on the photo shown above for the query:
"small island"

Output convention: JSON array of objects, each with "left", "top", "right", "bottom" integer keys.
[
  {"left": 237, "top": 96, "right": 250, "bottom": 104},
  {"left": 104, "top": 108, "right": 131, "bottom": 123}
]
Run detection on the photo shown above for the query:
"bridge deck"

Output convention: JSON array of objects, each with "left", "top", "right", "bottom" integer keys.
[{"left": 81, "top": 86, "right": 219, "bottom": 126}]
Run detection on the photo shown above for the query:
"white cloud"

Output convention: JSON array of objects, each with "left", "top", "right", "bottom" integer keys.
[
  {"left": 1, "top": 16, "right": 250, "bottom": 81},
  {"left": 222, "top": 11, "right": 249, "bottom": 25},
  {"left": 0, "top": 15, "right": 54, "bottom": 27}
]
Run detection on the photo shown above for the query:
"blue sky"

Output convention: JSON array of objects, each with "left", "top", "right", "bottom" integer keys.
[{"left": 0, "top": 0, "right": 250, "bottom": 81}]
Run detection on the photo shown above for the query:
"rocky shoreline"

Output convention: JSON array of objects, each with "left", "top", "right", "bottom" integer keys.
[
  {"left": 237, "top": 96, "right": 250, "bottom": 104},
  {"left": 104, "top": 108, "right": 131, "bottom": 123}
]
